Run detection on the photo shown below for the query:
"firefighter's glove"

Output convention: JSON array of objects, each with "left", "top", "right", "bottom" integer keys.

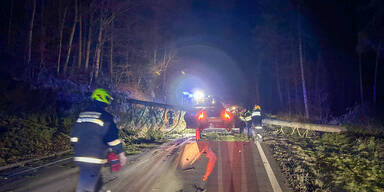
[{"left": 119, "top": 152, "right": 127, "bottom": 166}]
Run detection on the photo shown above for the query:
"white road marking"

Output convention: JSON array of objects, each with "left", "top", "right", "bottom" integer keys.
[
  {"left": 240, "top": 143, "right": 248, "bottom": 192},
  {"left": 217, "top": 143, "right": 224, "bottom": 192},
  {"left": 255, "top": 139, "right": 283, "bottom": 192}
]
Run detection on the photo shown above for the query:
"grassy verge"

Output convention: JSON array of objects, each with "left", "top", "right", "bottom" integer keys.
[
  {"left": 264, "top": 126, "right": 384, "bottom": 192},
  {"left": 0, "top": 114, "right": 73, "bottom": 166}
]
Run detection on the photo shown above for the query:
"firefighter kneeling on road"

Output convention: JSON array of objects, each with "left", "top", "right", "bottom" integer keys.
[
  {"left": 71, "top": 88, "right": 127, "bottom": 192},
  {"left": 252, "top": 105, "right": 263, "bottom": 142},
  {"left": 239, "top": 107, "right": 252, "bottom": 137}
]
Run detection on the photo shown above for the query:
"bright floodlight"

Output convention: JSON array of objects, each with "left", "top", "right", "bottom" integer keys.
[{"left": 193, "top": 90, "right": 205, "bottom": 101}]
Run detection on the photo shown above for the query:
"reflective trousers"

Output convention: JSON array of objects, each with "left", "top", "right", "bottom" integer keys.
[{"left": 75, "top": 162, "right": 103, "bottom": 192}]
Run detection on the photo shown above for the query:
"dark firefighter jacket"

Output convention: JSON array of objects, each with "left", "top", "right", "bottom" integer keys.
[{"left": 70, "top": 102, "right": 123, "bottom": 164}]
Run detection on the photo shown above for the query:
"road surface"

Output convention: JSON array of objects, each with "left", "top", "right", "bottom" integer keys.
[{"left": 0, "top": 132, "right": 289, "bottom": 192}]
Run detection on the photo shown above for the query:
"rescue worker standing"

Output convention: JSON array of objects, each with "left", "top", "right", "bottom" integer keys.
[
  {"left": 239, "top": 107, "right": 252, "bottom": 137},
  {"left": 71, "top": 88, "right": 127, "bottom": 192},
  {"left": 252, "top": 105, "right": 263, "bottom": 141}
]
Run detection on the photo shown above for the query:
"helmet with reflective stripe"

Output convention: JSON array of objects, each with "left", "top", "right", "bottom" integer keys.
[
  {"left": 91, "top": 88, "right": 113, "bottom": 105},
  {"left": 254, "top": 105, "right": 261, "bottom": 110}
]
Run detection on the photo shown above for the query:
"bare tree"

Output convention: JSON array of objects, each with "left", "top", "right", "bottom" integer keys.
[
  {"left": 27, "top": 0, "right": 37, "bottom": 65},
  {"left": 8, "top": 0, "right": 14, "bottom": 48},
  {"left": 109, "top": 19, "right": 114, "bottom": 77},
  {"left": 297, "top": 5, "right": 309, "bottom": 119},
  {"left": 39, "top": 0, "right": 46, "bottom": 68},
  {"left": 357, "top": 0, "right": 384, "bottom": 104},
  {"left": 77, "top": 1, "right": 82, "bottom": 69},
  {"left": 94, "top": 17, "right": 103, "bottom": 79},
  {"left": 63, "top": 0, "right": 78, "bottom": 74},
  {"left": 373, "top": 41, "right": 381, "bottom": 103},
  {"left": 358, "top": 50, "right": 364, "bottom": 103},
  {"left": 57, "top": 3, "right": 68, "bottom": 75},
  {"left": 85, "top": 14, "right": 93, "bottom": 71},
  {"left": 275, "top": 58, "right": 283, "bottom": 106}
]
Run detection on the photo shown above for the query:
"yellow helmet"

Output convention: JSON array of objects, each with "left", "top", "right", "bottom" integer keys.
[
  {"left": 254, "top": 105, "right": 261, "bottom": 110},
  {"left": 91, "top": 88, "right": 113, "bottom": 105}
]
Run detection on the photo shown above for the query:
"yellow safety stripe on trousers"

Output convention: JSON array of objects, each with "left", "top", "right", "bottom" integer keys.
[
  {"left": 74, "top": 157, "right": 107, "bottom": 164},
  {"left": 108, "top": 139, "right": 121, "bottom": 146},
  {"left": 70, "top": 137, "right": 79, "bottom": 142},
  {"left": 252, "top": 111, "right": 261, "bottom": 116},
  {"left": 76, "top": 118, "right": 104, "bottom": 126}
]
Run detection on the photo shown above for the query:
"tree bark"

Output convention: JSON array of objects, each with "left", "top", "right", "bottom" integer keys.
[
  {"left": 85, "top": 14, "right": 93, "bottom": 71},
  {"left": 286, "top": 78, "right": 292, "bottom": 118},
  {"left": 94, "top": 17, "right": 103, "bottom": 79},
  {"left": 39, "top": 0, "right": 46, "bottom": 68},
  {"left": 8, "top": 0, "right": 14, "bottom": 48},
  {"left": 359, "top": 52, "right": 364, "bottom": 103},
  {"left": 373, "top": 42, "right": 381, "bottom": 103},
  {"left": 100, "top": 43, "right": 104, "bottom": 71},
  {"left": 253, "top": 52, "right": 262, "bottom": 105},
  {"left": 109, "top": 19, "right": 114, "bottom": 77},
  {"left": 77, "top": 2, "right": 82, "bottom": 69},
  {"left": 275, "top": 57, "right": 283, "bottom": 107},
  {"left": 27, "top": 0, "right": 37, "bottom": 65},
  {"left": 63, "top": 0, "right": 78, "bottom": 74},
  {"left": 298, "top": 8, "right": 309, "bottom": 119},
  {"left": 57, "top": 5, "right": 68, "bottom": 75},
  {"left": 315, "top": 52, "right": 321, "bottom": 117}
]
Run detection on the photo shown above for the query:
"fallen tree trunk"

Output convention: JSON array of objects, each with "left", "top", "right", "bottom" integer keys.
[{"left": 262, "top": 118, "right": 347, "bottom": 133}]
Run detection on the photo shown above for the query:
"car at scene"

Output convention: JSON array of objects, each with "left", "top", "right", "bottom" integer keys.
[{"left": 184, "top": 96, "right": 235, "bottom": 140}]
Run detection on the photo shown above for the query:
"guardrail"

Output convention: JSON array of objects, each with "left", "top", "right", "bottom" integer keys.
[
  {"left": 262, "top": 118, "right": 347, "bottom": 133},
  {"left": 0, "top": 150, "right": 72, "bottom": 172}
]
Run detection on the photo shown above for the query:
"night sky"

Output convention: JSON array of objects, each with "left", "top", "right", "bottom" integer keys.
[{"left": 166, "top": 0, "right": 371, "bottom": 114}]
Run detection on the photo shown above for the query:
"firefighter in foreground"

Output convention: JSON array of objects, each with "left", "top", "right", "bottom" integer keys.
[{"left": 71, "top": 88, "right": 127, "bottom": 192}]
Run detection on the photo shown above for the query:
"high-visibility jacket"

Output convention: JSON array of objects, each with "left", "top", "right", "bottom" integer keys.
[
  {"left": 240, "top": 110, "right": 252, "bottom": 122},
  {"left": 71, "top": 102, "right": 123, "bottom": 164}
]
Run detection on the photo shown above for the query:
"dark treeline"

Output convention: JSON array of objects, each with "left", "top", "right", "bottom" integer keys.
[
  {"left": 251, "top": 0, "right": 384, "bottom": 120},
  {"left": 1, "top": 0, "right": 187, "bottom": 101},
  {"left": 0, "top": 0, "right": 383, "bottom": 120}
]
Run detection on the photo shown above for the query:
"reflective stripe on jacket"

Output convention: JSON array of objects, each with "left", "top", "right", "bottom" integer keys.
[
  {"left": 74, "top": 156, "right": 107, "bottom": 164},
  {"left": 252, "top": 111, "right": 261, "bottom": 116}
]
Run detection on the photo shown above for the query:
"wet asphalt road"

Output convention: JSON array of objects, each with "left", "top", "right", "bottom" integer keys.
[{"left": 0, "top": 132, "right": 287, "bottom": 192}]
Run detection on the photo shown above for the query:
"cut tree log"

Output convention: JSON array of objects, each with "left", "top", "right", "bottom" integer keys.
[{"left": 262, "top": 118, "right": 346, "bottom": 133}]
